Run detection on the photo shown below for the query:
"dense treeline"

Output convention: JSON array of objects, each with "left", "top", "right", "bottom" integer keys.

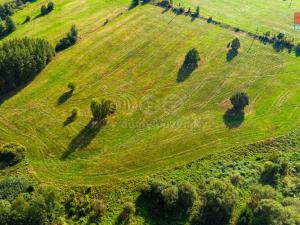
[{"left": 0, "top": 37, "right": 55, "bottom": 94}]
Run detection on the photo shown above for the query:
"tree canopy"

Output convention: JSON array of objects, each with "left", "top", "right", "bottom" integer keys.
[{"left": 0, "top": 37, "right": 55, "bottom": 94}]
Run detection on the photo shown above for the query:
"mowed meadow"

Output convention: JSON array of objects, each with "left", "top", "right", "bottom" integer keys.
[
  {"left": 176, "top": 0, "right": 300, "bottom": 40},
  {"left": 0, "top": 0, "right": 300, "bottom": 185}
]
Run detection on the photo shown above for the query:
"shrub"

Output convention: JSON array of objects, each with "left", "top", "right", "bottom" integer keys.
[
  {"left": 252, "top": 199, "right": 298, "bottom": 225},
  {"left": 141, "top": 180, "right": 198, "bottom": 216},
  {"left": 40, "top": 2, "right": 54, "bottom": 15},
  {"left": 120, "top": 202, "right": 136, "bottom": 222},
  {"left": 0, "top": 37, "right": 55, "bottom": 94},
  {"left": 47, "top": 2, "right": 54, "bottom": 12},
  {"left": 230, "top": 92, "right": 249, "bottom": 112},
  {"left": 0, "top": 143, "right": 25, "bottom": 169},
  {"left": 90, "top": 98, "right": 116, "bottom": 121},
  {"left": 178, "top": 182, "right": 197, "bottom": 211},
  {"left": 27, "top": 187, "right": 63, "bottom": 225},
  {"left": 231, "top": 38, "right": 241, "bottom": 50},
  {"left": 68, "top": 25, "right": 78, "bottom": 44},
  {"left": 68, "top": 82, "right": 76, "bottom": 92},
  {"left": 40, "top": 5, "right": 48, "bottom": 15},
  {"left": 161, "top": 185, "right": 179, "bottom": 211},
  {"left": 9, "top": 195, "right": 30, "bottom": 225},
  {"left": 261, "top": 161, "right": 288, "bottom": 186},
  {"left": 24, "top": 15, "right": 31, "bottom": 23},
  {"left": 195, "top": 5, "right": 200, "bottom": 16},
  {"left": 90, "top": 199, "right": 106, "bottom": 220},
  {"left": 0, "top": 176, "right": 29, "bottom": 201},
  {"left": 71, "top": 107, "right": 79, "bottom": 118},
  {"left": 0, "top": 20, "right": 5, "bottom": 34},
  {"left": 55, "top": 25, "right": 78, "bottom": 52},
  {"left": 198, "top": 179, "right": 238, "bottom": 225},
  {"left": 0, "top": 200, "right": 11, "bottom": 225}
]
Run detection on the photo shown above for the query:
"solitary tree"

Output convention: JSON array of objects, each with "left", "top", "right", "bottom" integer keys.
[{"left": 230, "top": 92, "right": 249, "bottom": 112}]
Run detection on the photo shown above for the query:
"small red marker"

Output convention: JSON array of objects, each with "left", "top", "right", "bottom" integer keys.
[{"left": 294, "top": 12, "right": 300, "bottom": 24}]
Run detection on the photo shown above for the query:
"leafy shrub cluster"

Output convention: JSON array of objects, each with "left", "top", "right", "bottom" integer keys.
[
  {"left": 0, "top": 37, "right": 55, "bottom": 94},
  {"left": 238, "top": 185, "right": 300, "bottom": 225},
  {"left": 0, "top": 176, "right": 30, "bottom": 201},
  {"left": 0, "top": 177, "right": 107, "bottom": 225},
  {"left": 91, "top": 98, "right": 116, "bottom": 121},
  {"left": 65, "top": 192, "right": 106, "bottom": 224},
  {"left": 138, "top": 149, "right": 300, "bottom": 225},
  {"left": 194, "top": 179, "right": 238, "bottom": 225},
  {"left": 0, "top": 143, "right": 25, "bottom": 169},
  {"left": 40, "top": 2, "right": 54, "bottom": 15},
  {"left": 141, "top": 180, "right": 197, "bottom": 217},
  {"left": 55, "top": 25, "right": 78, "bottom": 52},
  {"left": 258, "top": 32, "right": 295, "bottom": 53},
  {"left": 261, "top": 154, "right": 288, "bottom": 186}
]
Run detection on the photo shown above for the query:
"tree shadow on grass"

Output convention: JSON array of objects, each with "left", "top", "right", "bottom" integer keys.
[
  {"left": 61, "top": 119, "right": 105, "bottom": 159},
  {"left": 226, "top": 49, "right": 238, "bottom": 62},
  {"left": 177, "top": 63, "right": 197, "bottom": 83},
  {"left": 57, "top": 90, "right": 73, "bottom": 105},
  {"left": 223, "top": 108, "right": 244, "bottom": 129}
]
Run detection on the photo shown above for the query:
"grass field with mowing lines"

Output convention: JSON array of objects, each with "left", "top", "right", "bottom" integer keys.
[
  {"left": 175, "top": 0, "right": 300, "bottom": 40},
  {"left": 0, "top": 2, "right": 300, "bottom": 185}
]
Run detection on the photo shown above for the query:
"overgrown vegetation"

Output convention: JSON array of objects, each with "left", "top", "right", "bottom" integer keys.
[{"left": 0, "top": 37, "right": 55, "bottom": 94}]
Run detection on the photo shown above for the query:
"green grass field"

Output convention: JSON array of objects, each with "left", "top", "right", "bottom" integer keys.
[
  {"left": 176, "top": 0, "right": 300, "bottom": 40},
  {"left": 0, "top": 0, "right": 300, "bottom": 186}
]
